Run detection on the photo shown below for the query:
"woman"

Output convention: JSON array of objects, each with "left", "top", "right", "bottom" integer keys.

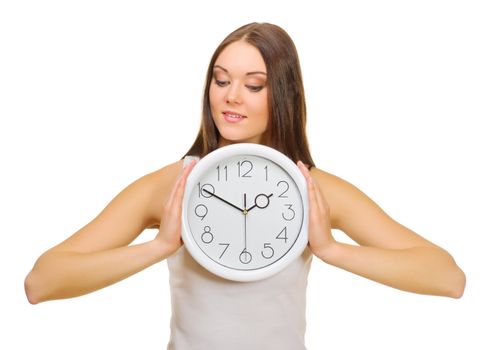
[{"left": 25, "top": 23, "right": 465, "bottom": 349}]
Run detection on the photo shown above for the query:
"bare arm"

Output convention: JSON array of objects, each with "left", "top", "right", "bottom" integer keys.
[
  {"left": 323, "top": 243, "right": 464, "bottom": 297},
  {"left": 24, "top": 160, "right": 195, "bottom": 304},
  {"left": 299, "top": 163, "right": 465, "bottom": 298}
]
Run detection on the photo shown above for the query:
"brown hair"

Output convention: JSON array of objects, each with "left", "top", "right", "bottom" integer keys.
[{"left": 184, "top": 22, "right": 315, "bottom": 167}]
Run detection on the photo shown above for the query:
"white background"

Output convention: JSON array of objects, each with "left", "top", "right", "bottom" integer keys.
[{"left": 1, "top": 1, "right": 489, "bottom": 349}]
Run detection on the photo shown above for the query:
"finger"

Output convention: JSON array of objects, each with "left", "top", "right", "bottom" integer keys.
[
  {"left": 172, "top": 160, "right": 196, "bottom": 206},
  {"left": 166, "top": 160, "right": 196, "bottom": 207},
  {"left": 297, "top": 161, "right": 320, "bottom": 213},
  {"left": 300, "top": 163, "right": 331, "bottom": 231},
  {"left": 306, "top": 169, "right": 327, "bottom": 214}
]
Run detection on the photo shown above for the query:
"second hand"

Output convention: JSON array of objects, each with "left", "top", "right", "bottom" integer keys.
[{"left": 244, "top": 193, "right": 247, "bottom": 251}]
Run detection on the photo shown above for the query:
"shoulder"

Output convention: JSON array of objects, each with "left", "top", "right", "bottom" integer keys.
[
  {"left": 90, "top": 159, "right": 185, "bottom": 229},
  {"left": 309, "top": 167, "right": 359, "bottom": 196},
  {"left": 104, "top": 159, "right": 185, "bottom": 231},
  {"left": 128, "top": 159, "right": 184, "bottom": 200},
  {"left": 140, "top": 160, "right": 185, "bottom": 228},
  {"left": 309, "top": 166, "right": 438, "bottom": 249},
  {"left": 145, "top": 159, "right": 185, "bottom": 192},
  {"left": 309, "top": 166, "right": 381, "bottom": 229},
  {"left": 46, "top": 160, "right": 186, "bottom": 253}
]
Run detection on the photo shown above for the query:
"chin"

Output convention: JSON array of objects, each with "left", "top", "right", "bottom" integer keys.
[
  {"left": 218, "top": 133, "right": 263, "bottom": 146},
  {"left": 215, "top": 123, "right": 266, "bottom": 145}
]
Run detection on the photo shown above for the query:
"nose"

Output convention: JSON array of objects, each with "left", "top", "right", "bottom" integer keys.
[{"left": 226, "top": 83, "right": 242, "bottom": 104}]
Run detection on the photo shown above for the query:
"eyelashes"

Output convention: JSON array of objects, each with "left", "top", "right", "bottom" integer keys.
[
  {"left": 213, "top": 79, "right": 264, "bottom": 92},
  {"left": 214, "top": 79, "right": 228, "bottom": 87},
  {"left": 246, "top": 85, "right": 264, "bottom": 92}
]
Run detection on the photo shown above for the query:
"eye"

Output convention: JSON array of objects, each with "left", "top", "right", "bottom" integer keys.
[
  {"left": 214, "top": 79, "right": 229, "bottom": 87},
  {"left": 246, "top": 85, "right": 264, "bottom": 92}
]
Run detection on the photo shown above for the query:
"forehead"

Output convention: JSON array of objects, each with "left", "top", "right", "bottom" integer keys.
[{"left": 215, "top": 41, "right": 267, "bottom": 74}]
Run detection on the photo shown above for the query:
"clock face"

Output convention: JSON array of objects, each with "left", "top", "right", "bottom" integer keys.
[{"left": 182, "top": 145, "right": 307, "bottom": 281}]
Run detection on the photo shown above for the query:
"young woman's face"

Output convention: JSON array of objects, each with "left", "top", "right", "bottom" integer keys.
[{"left": 210, "top": 40, "right": 269, "bottom": 146}]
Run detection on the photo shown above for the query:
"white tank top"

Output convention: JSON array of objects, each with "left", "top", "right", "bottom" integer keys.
[{"left": 166, "top": 156, "right": 313, "bottom": 350}]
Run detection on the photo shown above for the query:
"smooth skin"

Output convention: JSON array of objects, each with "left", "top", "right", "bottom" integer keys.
[{"left": 25, "top": 41, "right": 465, "bottom": 304}]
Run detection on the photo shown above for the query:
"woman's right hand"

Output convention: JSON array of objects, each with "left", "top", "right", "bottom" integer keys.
[{"left": 154, "top": 159, "right": 196, "bottom": 256}]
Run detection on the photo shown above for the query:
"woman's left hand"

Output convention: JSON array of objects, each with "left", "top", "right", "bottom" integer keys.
[{"left": 297, "top": 161, "right": 336, "bottom": 260}]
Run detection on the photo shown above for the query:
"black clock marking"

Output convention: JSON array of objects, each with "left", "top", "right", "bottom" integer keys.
[
  {"left": 239, "top": 248, "right": 252, "bottom": 264},
  {"left": 237, "top": 160, "right": 253, "bottom": 178},
  {"left": 198, "top": 182, "right": 215, "bottom": 198},
  {"left": 216, "top": 165, "right": 228, "bottom": 181},
  {"left": 194, "top": 204, "right": 208, "bottom": 221},
  {"left": 201, "top": 226, "right": 214, "bottom": 244},
  {"left": 276, "top": 227, "right": 288, "bottom": 243},
  {"left": 277, "top": 180, "right": 289, "bottom": 198},
  {"left": 281, "top": 204, "right": 295, "bottom": 221},
  {"left": 219, "top": 243, "right": 230, "bottom": 259},
  {"left": 261, "top": 243, "right": 275, "bottom": 259}
]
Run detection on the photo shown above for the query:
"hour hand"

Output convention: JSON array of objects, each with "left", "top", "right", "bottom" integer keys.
[
  {"left": 202, "top": 189, "right": 244, "bottom": 213},
  {"left": 246, "top": 193, "right": 273, "bottom": 212}
]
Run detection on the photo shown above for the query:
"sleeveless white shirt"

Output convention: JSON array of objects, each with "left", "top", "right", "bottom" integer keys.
[{"left": 166, "top": 156, "right": 313, "bottom": 350}]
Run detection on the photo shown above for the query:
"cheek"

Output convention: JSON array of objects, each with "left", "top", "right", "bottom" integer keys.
[
  {"left": 209, "top": 85, "right": 221, "bottom": 110},
  {"left": 253, "top": 94, "right": 269, "bottom": 122}
]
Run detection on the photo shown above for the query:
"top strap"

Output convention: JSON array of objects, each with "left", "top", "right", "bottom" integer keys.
[{"left": 183, "top": 155, "right": 200, "bottom": 168}]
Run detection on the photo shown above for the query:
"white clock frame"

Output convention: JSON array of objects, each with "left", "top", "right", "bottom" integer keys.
[{"left": 181, "top": 143, "right": 309, "bottom": 282}]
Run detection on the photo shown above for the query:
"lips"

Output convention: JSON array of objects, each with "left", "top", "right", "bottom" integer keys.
[{"left": 223, "top": 111, "right": 247, "bottom": 123}]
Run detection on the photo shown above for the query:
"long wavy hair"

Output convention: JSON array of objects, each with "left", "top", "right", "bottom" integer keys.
[{"left": 184, "top": 22, "right": 315, "bottom": 167}]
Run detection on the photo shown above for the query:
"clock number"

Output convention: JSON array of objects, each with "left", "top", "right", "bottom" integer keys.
[
  {"left": 239, "top": 248, "right": 252, "bottom": 264},
  {"left": 194, "top": 204, "right": 208, "bottom": 221},
  {"left": 237, "top": 160, "right": 253, "bottom": 178},
  {"left": 276, "top": 227, "right": 288, "bottom": 243},
  {"left": 216, "top": 165, "right": 228, "bottom": 181},
  {"left": 198, "top": 182, "right": 215, "bottom": 198},
  {"left": 281, "top": 204, "right": 295, "bottom": 221},
  {"left": 261, "top": 243, "right": 275, "bottom": 259},
  {"left": 201, "top": 226, "right": 214, "bottom": 244},
  {"left": 264, "top": 165, "right": 268, "bottom": 182},
  {"left": 277, "top": 180, "right": 289, "bottom": 198},
  {"left": 218, "top": 243, "right": 230, "bottom": 259}
]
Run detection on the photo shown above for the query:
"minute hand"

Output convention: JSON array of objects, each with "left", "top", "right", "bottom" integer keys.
[{"left": 202, "top": 189, "right": 244, "bottom": 213}]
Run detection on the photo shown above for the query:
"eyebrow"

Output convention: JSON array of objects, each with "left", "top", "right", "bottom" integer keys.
[{"left": 213, "top": 65, "right": 267, "bottom": 76}]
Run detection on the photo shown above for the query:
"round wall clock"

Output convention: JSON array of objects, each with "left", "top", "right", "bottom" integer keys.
[{"left": 181, "top": 143, "right": 308, "bottom": 282}]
